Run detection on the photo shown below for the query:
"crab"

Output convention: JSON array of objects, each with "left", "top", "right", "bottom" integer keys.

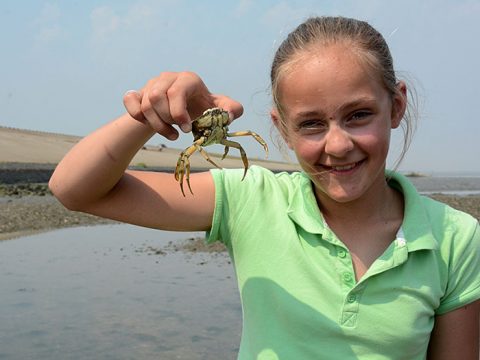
[{"left": 174, "top": 107, "right": 269, "bottom": 196}]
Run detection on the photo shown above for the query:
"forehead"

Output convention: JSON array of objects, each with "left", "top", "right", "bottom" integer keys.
[
  {"left": 277, "top": 45, "right": 388, "bottom": 110},
  {"left": 280, "top": 43, "right": 378, "bottom": 86}
]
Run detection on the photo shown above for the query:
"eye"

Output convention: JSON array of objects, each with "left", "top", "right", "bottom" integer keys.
[
  {"left": 296, "top": 119, "right": 327, "bottom": 133},
  {"left": 349, "top": 110, "right": 372, "bottom": 123}
]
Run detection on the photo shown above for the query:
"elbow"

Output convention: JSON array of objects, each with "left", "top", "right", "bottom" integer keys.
[{"left": 48, "top": 174, "right": 85, "bottom": 212}]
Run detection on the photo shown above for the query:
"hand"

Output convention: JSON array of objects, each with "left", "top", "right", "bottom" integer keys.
[{"left": 123, "top": 71, "right": 243, "bottom": 140}]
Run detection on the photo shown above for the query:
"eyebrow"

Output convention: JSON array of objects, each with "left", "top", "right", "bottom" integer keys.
[
  {"left": 295, "top": 109, "right": 327, "bottom": 119},
  {"left": 294, "top": 97, "right": 377, "bottom": 119},
  {"left": 338, "top": 98, "right": 377, "bottom": 112}
]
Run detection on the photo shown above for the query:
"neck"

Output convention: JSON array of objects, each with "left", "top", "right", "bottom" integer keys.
[{"left": 315, "top": 178, "right": 404, "bottom": 229}]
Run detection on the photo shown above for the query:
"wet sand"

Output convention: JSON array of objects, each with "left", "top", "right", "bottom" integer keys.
[
  {"left": 1, "top": 127, "right": 478, "bottom": 244},
  {"left": 0, "top": 126, "right": 296, "bottom": 247},
  {"left": 0, "top": 183, "right": 227, "bottom": 253},
  {"left": 0, "top": 191, "right": 113, "bottom": 241},
  {"left": 1, "top": 182, "right": 479, "bottom": 245}
]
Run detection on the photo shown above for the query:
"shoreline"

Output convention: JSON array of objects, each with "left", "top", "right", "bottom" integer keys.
[
  {"left": 0, "top": 193, "right": 115, "bottom": 241},
  {"left": 1, "top": 185, "right": 479, "bottom": 246},
  {"left": 1, "top": 128, "right": 478, "bottom": 243},
  {"left": 0, "top": 184, "right": 227, "bottom": 252}
]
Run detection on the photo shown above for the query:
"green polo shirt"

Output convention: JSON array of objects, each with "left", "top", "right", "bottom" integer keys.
[{"left": 207, "top": 166, "right": 480, "bottom": 360}]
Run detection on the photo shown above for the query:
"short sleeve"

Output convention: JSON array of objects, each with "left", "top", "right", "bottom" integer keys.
[
  {"left": 436, "top": 218, "right": 480, "bottom": 314},
  {"left": 205, "top": 168, "right": 225, "bottom": 245},
  {"left": 205, "top": 167, "right": 259, "bottom": 247},
  {"left": 205, "top": 166, "right": 295, "bottom": 250}
]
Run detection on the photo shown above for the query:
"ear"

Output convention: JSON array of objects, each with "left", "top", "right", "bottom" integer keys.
[
  {"left": 271, "top": 108, "right": 293, "bottom": 150},
  {"left": 391, "top": 81, "right": 407, "bottom": 129}
]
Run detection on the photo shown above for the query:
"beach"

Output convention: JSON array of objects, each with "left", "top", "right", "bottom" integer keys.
[
  {"left": 0, "top": 126, "right": 479, "bottom": 242},
  {"left": 0, "top": 126, "right": 297, "bottom": 248},
  {"left": 1, "top": 127, "right": 480, "bottom": 359},
  {"left": 1, "top": 169, "right": 479, "bottom": 244}
]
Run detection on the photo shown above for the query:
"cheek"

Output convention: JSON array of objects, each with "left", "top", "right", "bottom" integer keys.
[
  {"left": 356, "top": 116, "right": 392, "bottom": 144},
  {"left": 361, "top": 127, "right": 391, "bottom": 156},
  {"left": 291, "top": 137, "right": 323, "bottom": 162}
]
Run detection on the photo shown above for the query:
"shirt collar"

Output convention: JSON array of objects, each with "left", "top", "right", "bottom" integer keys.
[
  {"left": 286, "top": 170, "right": 439, "bottom": 252},
  {"left": 387, "top": 171, "right": 438, "bottom": 252},
  {"left": 286, "top": 172, "right": 330, "bottom": 235}
]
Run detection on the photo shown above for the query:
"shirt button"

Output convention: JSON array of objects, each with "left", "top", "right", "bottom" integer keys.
[
  {"left": 347, "top": 294, "right": 357, "bottom": 303},
  {"left": 343, "top": 272, "right": 353, "bottom": 283},
  {"left": 338, "top": 249, "right": 347, "bottom": 258}
]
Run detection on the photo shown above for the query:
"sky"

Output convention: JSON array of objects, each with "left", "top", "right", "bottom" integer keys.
[{"left": 1, "top": 0, "right": 479, "bottom": 173}]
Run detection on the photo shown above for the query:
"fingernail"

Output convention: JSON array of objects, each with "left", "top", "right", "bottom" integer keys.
[
  {"left": 180, "top": 123, "right": 191, "bottom": 133},
  {"left": 167, "top": 132, "right": 179, "bottom": 141},
  {"left": 124, "top": 89, "right": 139, "bottom": 96}
]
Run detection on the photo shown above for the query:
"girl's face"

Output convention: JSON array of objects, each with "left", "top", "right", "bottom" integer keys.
[{"left": 273, "top": 44, "right": 406, "bottom": 205}]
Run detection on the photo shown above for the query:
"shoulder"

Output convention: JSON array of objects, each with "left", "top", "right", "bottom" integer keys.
[
  {"left": 388, "top": 171, "right": 480, "bottom": 313},
  {"left": 388, "top": 171, "right": 478, "bottom": 240},
  {"left": 207, "top": 166, "right": 309, "bottom": 246},
  {"left": 420, "top": 195, "right": 479, "bottom": 264},
  {"left": 210, "top": 165, "right": 306, "bottom": 200},
  {"left": 389, "top": 170, "right": 479, "bottom": 273},
  {"left": 421, "top": 196, "right": 478, "bottom": 237}
]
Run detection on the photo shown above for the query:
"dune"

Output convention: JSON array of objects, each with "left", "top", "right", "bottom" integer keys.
[{"left": 0, "top": 126, "right": 300, "bottom": 172}]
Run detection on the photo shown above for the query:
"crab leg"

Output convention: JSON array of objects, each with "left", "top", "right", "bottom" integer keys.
[
  {"left": 220, "top": 139, "right": 249, "bottom": 180},
  {"left": 197, "top": 146, "right": 222, "bottom": 169},
  {"left": 175, "top": 138, "right": 206, "bottom": 196},
  {"left": 175, "top": 151, "right": 194, "bottom": 196},
  {"left": 175, "top": 138, "right": 224, "bottom": 196},
  {"left": 221, "top": 146, "right": 230, "bottom": 160},
  {"left": 181, "top": 156, "right": 192, "bottom": 196},
  {"left": 226, "top": 131, "right": 269, "bottom": 158}
]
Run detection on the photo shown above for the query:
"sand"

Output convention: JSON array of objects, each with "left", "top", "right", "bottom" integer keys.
[
  {"left": 0, "top": 126, "right": 294, "bottom": 247},
  {"left": 1, "top": 181, "right": 479, "bottom": 246},
  {"left": 1, "top": 126, "right": 479, "bottom": 245},
  {"left": 0, "top": 126, "right": 300, "bottom": 171}
]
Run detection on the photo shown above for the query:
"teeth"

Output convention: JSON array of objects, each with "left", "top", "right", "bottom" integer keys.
[{"left": 331, "top": 163, "right": 356, "bottom": 171}]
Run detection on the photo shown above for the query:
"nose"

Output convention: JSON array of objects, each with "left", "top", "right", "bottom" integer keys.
[{"left": 324, "top": 125, "right": 354, "bottom": 157}]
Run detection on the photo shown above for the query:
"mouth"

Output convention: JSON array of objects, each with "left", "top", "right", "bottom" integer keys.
[{"left": 321, "top": 160, "right": 365, "bottom": 174}]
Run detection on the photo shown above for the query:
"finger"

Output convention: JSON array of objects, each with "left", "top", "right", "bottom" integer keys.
[
  {"left": 166, "top": 73, "right": 211, "bottom": 133},
  {"left": 154, "top": 122, "right": 180, "bottom": 140},
  {"left": 212, "top": 94, "right": 244, "bottom": 123},
  {"left": 123, "top": 89, "right": 145, "bottom": 121},
  {"left": 167, "top": 86, "right": 193, "bottom": 133},
  {"left": 146, "top": 73, "right": 178, "bottom": 126},
  {"left": 144, "top": 110, "right": 179, "bottom": 140},
  {"left": 140, "top": 90, "right": 179, "bottom": 140}
]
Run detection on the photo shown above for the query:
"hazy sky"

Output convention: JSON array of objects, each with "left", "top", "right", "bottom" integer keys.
[{"left": 1, "top": 0, "right": 479, "bottom": 173}]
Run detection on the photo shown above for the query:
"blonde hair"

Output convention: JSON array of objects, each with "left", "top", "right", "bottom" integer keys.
[{"left": 270, "top": 16, "right": 417, "bottom": 168}]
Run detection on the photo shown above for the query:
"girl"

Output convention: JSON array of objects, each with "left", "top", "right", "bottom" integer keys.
[{"left": 49, "top": 16, "right": 480, "bottom": 359}]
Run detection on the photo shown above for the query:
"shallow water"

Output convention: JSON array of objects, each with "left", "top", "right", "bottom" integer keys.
[
  {"left": 2, "top": 175, "right": 479, "bottom": 359},
  {"left": 408, "top": 175, "right": 480, "bottom": 195},
  {"left": 0, "top": 225, "right": 241, "bottom": 360}
]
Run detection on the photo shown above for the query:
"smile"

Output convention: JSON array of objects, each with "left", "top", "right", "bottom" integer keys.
[{"left": 323, "top": 160, "right": 364, "bottom": 173}]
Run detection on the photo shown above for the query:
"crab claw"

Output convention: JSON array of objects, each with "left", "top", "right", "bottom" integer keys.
[{"left": 175, "top": 151, "right": 194, "bottom": 196}]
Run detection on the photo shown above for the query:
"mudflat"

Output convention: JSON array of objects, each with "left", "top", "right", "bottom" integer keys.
[
  {"left": 0, "top": 126, "right": 296, "bottom": 247},
  {"left": 1, "top": 127, "right": 478, "bottom": 246}
]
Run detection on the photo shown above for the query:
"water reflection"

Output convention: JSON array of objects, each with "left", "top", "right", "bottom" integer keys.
[{"left": 0, "top": 225, "right": 241, "bottom": 360}]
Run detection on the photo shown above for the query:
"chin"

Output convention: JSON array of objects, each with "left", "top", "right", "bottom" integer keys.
[
  {"left": 322, "top": 192, "right": 362, "bottom": 204},
  {"left": 312, "top": 180, "right": 367, "bottom": 204}
]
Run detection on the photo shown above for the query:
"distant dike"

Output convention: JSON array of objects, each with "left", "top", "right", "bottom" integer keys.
[{"left": 0, "top": 126, "right": 300, "bottom": 184}]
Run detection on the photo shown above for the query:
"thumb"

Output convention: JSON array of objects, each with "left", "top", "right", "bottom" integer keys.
[{"left": 123, "top": 89, "right": 145, "bottom": 121}]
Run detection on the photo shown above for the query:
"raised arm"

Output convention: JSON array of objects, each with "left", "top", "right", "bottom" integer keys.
[{"left": 49, "top": 71, "right": 243, "bottom": 231}]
